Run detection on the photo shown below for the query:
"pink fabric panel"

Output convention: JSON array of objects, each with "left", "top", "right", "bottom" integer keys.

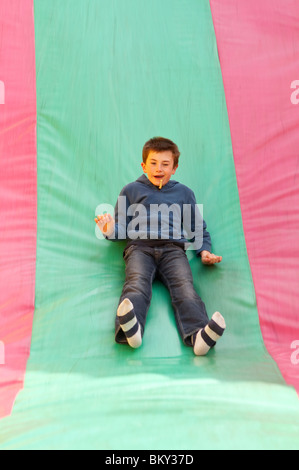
[
  {"left": 210, "top": 0, "right": 299, "bottom": 392},
  {"left": 0, "top": 0, "right": 37, "bottom": 418}
]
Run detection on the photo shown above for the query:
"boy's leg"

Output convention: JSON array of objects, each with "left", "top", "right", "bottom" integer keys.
[
  {"left": 115, "top": 245, "right": 157, "bottom": 345},
  {"left": 192, "top": 312, "right": 226, "bottom": 356},
  {"left": 157, "top": 245, "right": 210, "bottom": 346},
  {"left": 117, "top": 298, "right": 142, "bottom": 348}
]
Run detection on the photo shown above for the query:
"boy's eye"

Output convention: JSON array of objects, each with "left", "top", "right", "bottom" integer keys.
[{"left": 149, "top": 162, "right": 169, "bottom": 168}]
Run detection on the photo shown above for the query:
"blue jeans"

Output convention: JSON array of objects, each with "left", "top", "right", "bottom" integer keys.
[{"left": 115, "top": 243, "right": 209, "bottom": 346}]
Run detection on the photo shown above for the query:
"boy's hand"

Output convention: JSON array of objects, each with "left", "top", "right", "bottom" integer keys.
[
  {"left": 200, "top": 250, "right": 222, "bottom": 265},
  {"left": 94, "top": 214, "right": 115, "bottom": 237}
]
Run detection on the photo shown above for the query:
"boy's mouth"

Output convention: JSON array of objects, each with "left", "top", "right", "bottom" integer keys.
[{"left": 153, "top": 175, "right": 165, "bottom": 189}]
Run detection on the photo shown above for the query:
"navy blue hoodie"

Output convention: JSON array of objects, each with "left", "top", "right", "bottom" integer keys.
[{"left": 106, "top": 174, "right": 212, "bottom": 256}]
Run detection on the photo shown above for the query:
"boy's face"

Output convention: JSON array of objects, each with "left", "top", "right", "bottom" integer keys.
[{"left": 141, "top": 151, "right": 178, "bottom": 188}]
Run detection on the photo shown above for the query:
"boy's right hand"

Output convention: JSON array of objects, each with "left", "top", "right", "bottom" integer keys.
[{"left": 94, "top": 214, "right": 115, "bottom": 237}]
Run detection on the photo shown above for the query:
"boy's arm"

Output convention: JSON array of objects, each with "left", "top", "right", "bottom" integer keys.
[
  {"left": 188, "top": 190, "right": 222, "bottom": 265},
  {"left": 95, "top": 187, "right": 129, "bottom": 241},
  {"left": 197, "top": 220, "right": 222, "bottom": 264}
]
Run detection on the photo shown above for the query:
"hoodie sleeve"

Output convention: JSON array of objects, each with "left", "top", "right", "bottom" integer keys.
[
  {"left": 183, "top": 189, "right": 212, "bottom": 256},
  {"left": 198, "top": 217, "right": 212, "bottom": 256}
]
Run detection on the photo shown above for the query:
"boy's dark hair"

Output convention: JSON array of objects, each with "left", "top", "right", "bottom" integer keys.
[{"left": 142, "top": 137, "right": 180, "bottom": 167}]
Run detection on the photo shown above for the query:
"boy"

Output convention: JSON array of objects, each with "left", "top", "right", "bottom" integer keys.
[{"left": 95, "top": 137, "right": 226, "bottom": 356}]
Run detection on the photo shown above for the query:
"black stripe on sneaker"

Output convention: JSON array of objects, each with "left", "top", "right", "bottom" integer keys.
[
  {"left": 118, "top": 309, "right": 135, "bottom": 325},
  {"left": 201, "top": 329, "right": 216, "bottom": 348},
  {"left": 125, "top": 321, "right": 139, "bottom": 338},
  {"left": 209, "top": 319, "right": 225, "bottom": 337}
]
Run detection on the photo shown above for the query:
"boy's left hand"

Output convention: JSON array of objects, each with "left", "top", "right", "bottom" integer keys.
[{"left": 200, "top": 250, "right": 222, "bottom": 265}]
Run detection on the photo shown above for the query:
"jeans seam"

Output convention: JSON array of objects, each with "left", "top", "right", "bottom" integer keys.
[{"left": 157, "top": 270, "right": 187, "bottom": 341}]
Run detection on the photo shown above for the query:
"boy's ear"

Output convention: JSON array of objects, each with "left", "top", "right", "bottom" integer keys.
[
  {"left": 172, "top": 164, "right": 178, "bottom": 175},
  {"left": 141, "top": 162, "right": 147, "bottom": 173}
]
